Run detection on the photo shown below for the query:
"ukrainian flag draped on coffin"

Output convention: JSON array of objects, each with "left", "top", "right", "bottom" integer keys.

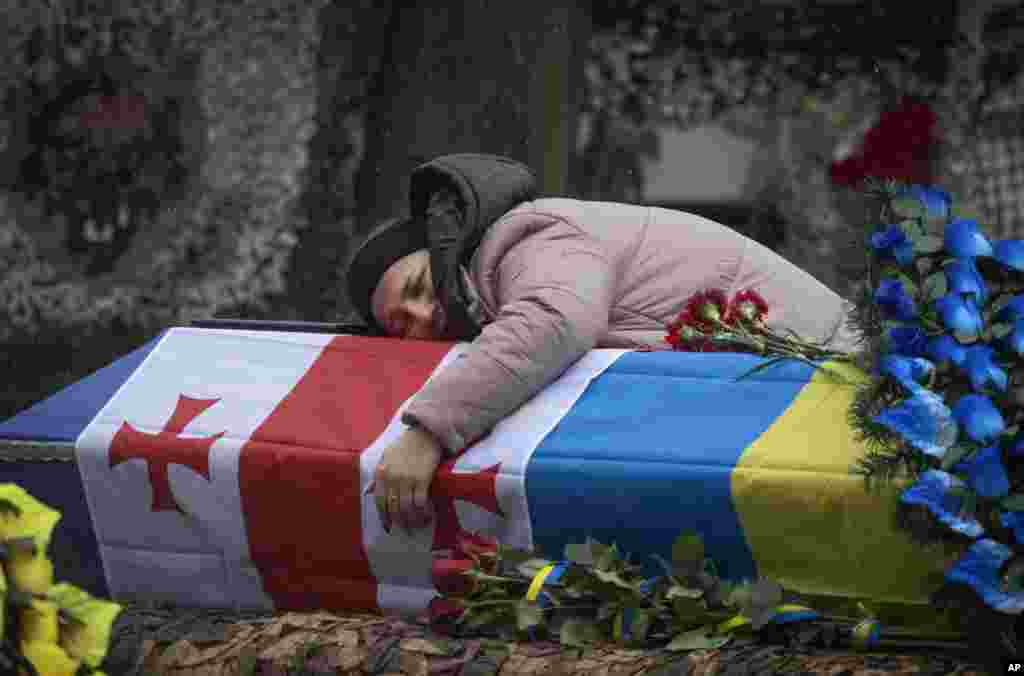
[{"left": 0, "top": 328, "right": 942, "bottom": 614}]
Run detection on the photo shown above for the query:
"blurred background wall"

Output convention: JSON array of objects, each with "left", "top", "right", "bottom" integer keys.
[{"left": 2, "top": 0, "right": 1024, "bottom": 419}]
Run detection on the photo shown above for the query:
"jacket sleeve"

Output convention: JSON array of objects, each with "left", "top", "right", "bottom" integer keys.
[{"left": 401, "top": 220, "right": 615, "bottom": 454}]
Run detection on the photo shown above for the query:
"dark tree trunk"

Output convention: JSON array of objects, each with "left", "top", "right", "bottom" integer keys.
[{"left": 355, "top": 1, "right": 590, "bottom": 236}]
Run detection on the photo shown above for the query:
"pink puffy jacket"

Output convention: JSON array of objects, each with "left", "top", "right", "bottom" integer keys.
[{"left": 402, "top": 198, "right": 857, "bottom": 454}]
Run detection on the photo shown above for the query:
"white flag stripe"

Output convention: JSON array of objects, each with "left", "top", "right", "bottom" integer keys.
[
  {"left": 76, "top": 327, "right": 334, "bottom": 609},
  {"left": 453, "top": 349, "right": 628, "bottom": 549},
  {"left": 360, "top": 343, "right": 472, "bottom": 613}
]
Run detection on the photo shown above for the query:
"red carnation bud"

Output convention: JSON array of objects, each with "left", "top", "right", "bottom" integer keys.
[
  {"left": 729, "top": 289, "right": 769, "bottom": 324},
  {"left": 428, "top": 597, "right": 465, "bottom": 626},
  {"left": 432, "top": 557, "right": 477, "bottom": 597},
  {"left": 455, "top": 530, "right": 498, "bottom": 573},
  {"left": 682, "top": 290, "right": 730, "bottom": 330},
  {"left": 698, "top": 303, "right": 721, "bottom": 323}
]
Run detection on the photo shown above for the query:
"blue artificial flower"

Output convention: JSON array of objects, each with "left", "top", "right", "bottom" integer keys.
[
  {"left": 1000, "top": 319, "right": 1024, "bottom": 357},
  {"left": 1011, "top": 435, "right": 1024, "bottom": 457},
  {"left": 952, "top": 394, "right": 1006, "bottom": 444},
  {"left": 897, "top": 185, "right": 951, "bottom": 220},
  {"left": 885, "top": 326, "right": 929, "bottom": 358},
  {"left": 995, "top": 239, "right": 1024, "bottom": 272},
  {"left": 870, "top": 224, "right": 915, "bottom": 265},
  {"left": 875, "top": 278, "right": 917, "bottom": 322},
  {"left": 925, "top": 334, "right": 967, "bottom": 368},
  {"left": 944, "top": 259, "right": 987, "bottom": 304},
  {"left": 899, "top": 470, "right": 985, "bottom": 538},
  {"left": 946, "top": 539, "right": 1024, "bottom": 614},
  {"left": 878, "top": 355, "right": 934, "bottom": 392},
  {"left": 944, "top": 218, "right": 993, "bottom": 259},
  {"left": 996, "top": 295, "right": 1024, "bottom": 323},
  {"left": 962, "top": 345, "right": 1009, "bottom": 392},
  {"left": 933, "top": 293, "right": 983, "bottom": 339},
  {"left": 957, "top": 444, "right": 1010, "bottom": 499},
  {"left": 873, "top": 388, "right": 958, "bottom": 458},
  {"left": 1001, "top": 512, "right": 1024, "bottom": 546}
]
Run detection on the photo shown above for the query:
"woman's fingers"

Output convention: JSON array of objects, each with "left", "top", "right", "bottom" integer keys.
[
  {"left": 396, "top": 482, "right": 416, "bottom": 534},
  {"left": 411, "top": 481, "right": 433, "bottom": 528},
  {"left": 372, "top": 473, "right": 392, "bottom": 533}
]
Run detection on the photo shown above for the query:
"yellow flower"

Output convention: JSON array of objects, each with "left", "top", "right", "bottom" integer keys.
[
  {"left": 19, "top": 598, "right": 59, "bottom": 644},
  {"left": 18, "top": 641, "right": 81, "bottom": 676},
  {"left": 50, "top": 583, "right": 123, "bottom": 668},
  {"left": 8, "top": 549, "right": 54, "bottom": 595},
  {"left": 0, "top": 485, "right": 61, "bottom": 550}
]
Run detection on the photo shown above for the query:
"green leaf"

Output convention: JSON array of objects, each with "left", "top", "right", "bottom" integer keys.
[
  {"left": 624, "top": 608, "right": 654, "bottom": 645},
  {"left": 992, "top": 322, "right": 1013, "bottom": 340},
  {"left": 962, "top": 490, "right": 978, "bottom": 516},
  {"left": 1004, "top": 558, "right": 1024, "bottom": 593},
  {"left": 894, "top": 272, "right": 918, "bottom": 295},
  {"left": 951, "top": 205, "right": 983, "bottom": 222},
  {"left": 941, "top": 442, "right": 975, "bottom": 471},
  {"left": 564, "top": 542, "right": 595, "bottom": 566},
  {"left": 498, "top": 544, "right": 537, "bottom": 569},
  {"left": 4, "top": 536, "right": 36, "bottom": 558},
  {"left": 666, "top": 585, "right": 704, "bottom": 600},
  {"left": 921, "top": 271, "right": 948, "bottom": 301},
  {"left": 746, "top": 580, "right": 783, "bottom": 621},
  {"left": 726, "top": 581, "right": 753, "bottom": 610},
  {"left": 592, "top": 568, "right": 638, "bottom": 590},
  {"left": 953, "top": 329, "right": 980, "bottom": 344},
  {"left": 672, "top": 532, "right": 704, "bottom": 566},
  {"left": 912, "top": 234, "right": 945, "bottom": 255},
  {"left": 0, "top": 498, "right": 21, "bottom": 518},
  {"left": 595, "top": 542, "right": 621, "bottom": 571},
  {"left": 1001, "top": 494, "right": 1024, "bottom": 511},
  {"left": 460, "top": 607, "right": 501, "bottom": 629},
  {"left": 516, "top": 558, "right": 553, "bottom": 580},
  {"left": 559, "top": 618, "right": 601, "bottom": 648},
  {"left": 748, "top": 607, "right": 777, "bottom": 631},
  {"left": 671, "top": 597, "right": 708, "bottom": 624},
  {"left": 891, "top": 197, "right": 926, "bottom": 220},
  {"left": 856, "top": 601, "right": 878, "bottom": 619},
  {"left": 516, "top": 600, "right": 545, "bottom": 632},
  {"left": 666, "top": 627, "right": 731, "bottom": 652},
  {"left": 735, "top": 356, "right": 793, "bottom": 382},
  {"left": 597, "top": 602, "right": 619, "bottom": 622}
]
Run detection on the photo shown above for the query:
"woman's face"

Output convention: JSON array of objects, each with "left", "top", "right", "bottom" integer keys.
[{"left": 371, "top": 249, "right": 445, "bottom": 339}]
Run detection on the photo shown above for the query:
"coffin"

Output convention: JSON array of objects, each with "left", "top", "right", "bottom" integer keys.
[{"left": 0, "top": 322, "right": 947, "bottom": 628}]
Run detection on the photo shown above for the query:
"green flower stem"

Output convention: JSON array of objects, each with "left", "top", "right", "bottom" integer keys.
[{"left": 716, "top": 320, "right": 846, "bottom": 361}]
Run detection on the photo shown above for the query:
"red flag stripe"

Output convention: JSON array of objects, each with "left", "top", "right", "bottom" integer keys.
[{"left": 238, "top": 336, "right": 454, "bottom": 613}]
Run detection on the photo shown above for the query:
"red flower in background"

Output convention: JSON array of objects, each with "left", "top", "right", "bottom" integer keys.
[
  {"left": 78, "top": 94, "right": 147, "bottom": 130},
  {"left": 830, "top": 96, "right": 938, "bottom": 188}
]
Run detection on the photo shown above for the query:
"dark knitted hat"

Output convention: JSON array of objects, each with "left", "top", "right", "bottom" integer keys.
[{"left": 345, "top": 216, "right": 426, "bottom": 334}]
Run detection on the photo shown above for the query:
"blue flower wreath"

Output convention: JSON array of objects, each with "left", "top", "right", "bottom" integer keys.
[{"left": 859, "top": 183, "right": 1024, "bottom": 615}]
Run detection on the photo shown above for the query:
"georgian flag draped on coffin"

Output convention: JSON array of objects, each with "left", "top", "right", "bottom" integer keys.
[
  {"left": 73, "top": 328, "right": 626, "bottom": 613},
  {"left": 65, "top": 328, "right": 941, "bottom": 614}
]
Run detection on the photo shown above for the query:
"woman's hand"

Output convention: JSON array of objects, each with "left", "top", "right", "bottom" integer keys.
[{"left": 372, "top": 425, "right": 443, "bottom": 534}]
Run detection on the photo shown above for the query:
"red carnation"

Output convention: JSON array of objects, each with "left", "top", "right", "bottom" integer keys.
[
  {"left": 432, "top": 557, "right": 477, "bottom": 597},
  {"left": 682, "top": 289, "right": 730, "bottom": 331},
  {"left": 427, "top": 597, "right": 465, "bottom": 628},
  {"left": 729, "top": 289, "right": 769, "bottom": 324},
  {"left": 454, "top": 530, "right": 498, "bottom": 574}
]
